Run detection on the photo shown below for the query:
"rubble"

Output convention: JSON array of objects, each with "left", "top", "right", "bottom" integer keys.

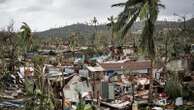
[{"left": 1, "top": 43, "right": 194, "bottom": 110}]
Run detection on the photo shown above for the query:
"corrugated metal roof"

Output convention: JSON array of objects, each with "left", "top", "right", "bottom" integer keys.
[
  {"left": 100, "top": 60, "right": 151, "bottom": 71},
  {"left": 86, "top": 66, "right": 105, "bottom": 72},
  {"left": 63, "top": 75, "right": 92, "bottom": 102}
]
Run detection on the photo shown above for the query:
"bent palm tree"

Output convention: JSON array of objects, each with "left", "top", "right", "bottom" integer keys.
[
  {"left": 20, "top": 22, "right": 32, "bottom": 53},
  {"left": 112, "top": 0, "right": 165, "bottom": 105},
  {"left": 112, "top": 0, "right": 164, "bottom": 58}
]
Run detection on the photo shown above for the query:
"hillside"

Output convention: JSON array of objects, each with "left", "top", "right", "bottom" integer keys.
[
  {"left": 35, "top": 23, "right": 110, "bottom": 38},
  {"left": 35, "top": 18, "right": 194, "bottom": 38}
]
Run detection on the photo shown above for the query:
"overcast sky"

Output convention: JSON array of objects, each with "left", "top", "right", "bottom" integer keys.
[{"left": 0, "top": 0, "right": 194, "bottom": 31}]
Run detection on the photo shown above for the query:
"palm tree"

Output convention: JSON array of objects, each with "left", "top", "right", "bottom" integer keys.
[
  {"left": 112, "top": 0, "right": 164, "bottom": 58},
  {"left": 69, "top": 32, "right": 78, "bottom": 61},
  {"left": 92, "top": 17, "right": 98, "bottom": 46},
  {"left": 69, "top": 32, "right": 78, "bottom": 52},
  {"left": 92, "top": 17, "right": 98, "bottom": 32},
  {"left": 112, "top": 0, "right": 165, "bottom": 105},
  {"left": 107, "top": 16, "right": 117, "bottom": 46},
  {"left": 20, "top": 22, "right": 32, "bottom": 53}
]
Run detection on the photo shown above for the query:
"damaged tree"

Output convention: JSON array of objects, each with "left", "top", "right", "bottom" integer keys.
[{"left": 112, "top": 0, "right": 165, "bottom": 107}]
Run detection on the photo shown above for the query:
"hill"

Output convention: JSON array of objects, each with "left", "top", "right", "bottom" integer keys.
[
  {"left": 35, "top": 23, "right": 110, "bottom": 38},
  {"left": 35, "top": 18, "right": 194, "bottom": 38}
]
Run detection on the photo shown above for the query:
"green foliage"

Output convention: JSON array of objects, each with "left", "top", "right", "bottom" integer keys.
[
  {"left": 107, "top": 16, "right": 117, "bottom": 45},
  {"left": 0, "top": 73, "right": 9, "bottom": 92},
  {"left": 32, "top": 55, "right": 46, "bottom": 66},
  {"left": 31, "top": 37, "right": 41, "bottom": 52},
  {"left": 112, "top": 0, "right": 165, "bottom": 58},
  {"left": 69, "top": 32, "right": 79, "bottom": 51},
  {"left": 24, "top": 87, "right": 55, "bottom": 110},
  {"left": 176, "top": 106, "right": 194, "bottom": 110},
  {"left": 19, "top": 22, "right": 32, "bottom": 53},
  {"left": 139, "top": 2, "right": 149, "bottom": 20},
  {"left": 165, "top": 72, "right": 183, "bottom": 99},
  {"left": 155, "top": 28, "right": 193, "bottom": 61},
  {"left": 165, "top": 79, "right": 183, "bottom": 99},
  {"left": 24, "top": 59, "right": 55, "bottom": 110},
  {"left": 76, "top": 102, "right": 85, "bottom": 110},
  {"left": 24, "top": 78, "right": 34, "bottom": 95},
  {"left": 76, "top": 101, "right": 93, "bottom": 110}
]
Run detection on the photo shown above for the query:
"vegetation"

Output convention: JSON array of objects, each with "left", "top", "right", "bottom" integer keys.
[
  {"left": 19, "top": 22, "right": 33, "bottom": 53},
  {"left": 165, "top": 71, "right": 183, "bottom": 99},
  {"left": 112, "top": 0, "right": 165, "bottom": 57},
  {"left": 0, "top": 1, "right": 194, "bottom": 109},
  {"left": 107, "top": 16, "right": 116, "bottom": 45},
  {"left": 0, "top": 22, "right": 57, "bottom": 110},
  {"left": 34, "top": 18, "right": 194, "bottom": 53},
  {"left": 24, "top": 55, "right": 55, "bottom": 110},
  {"left": 112, "top": 0, "right": 165, "bottom": 105}
]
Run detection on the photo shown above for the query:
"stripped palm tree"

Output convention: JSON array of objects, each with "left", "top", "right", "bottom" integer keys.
[
  {"left": 92, "top": 17, "right": 98, "bottom": 46},
  {"left": 107, "top": 16, "right": 117, "bottom": 46},
  {"left": 112, "top": 0, "right": 165, "bottom": 105}
]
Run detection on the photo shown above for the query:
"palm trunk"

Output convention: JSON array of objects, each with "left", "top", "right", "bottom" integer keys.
[
  {"left": 148, "top": 59, "right": 154, "bottom": 105},
  {"left": 131, "top": 81, "right": 135, "bottom": 107},
  {"left": 94, "top": 24, "right": 97, "bottom": 47},
  {"left": 61, "top": 76, "right": 64, "bottom": 110},
  {"left": 165, "top": 36, "right": 168, "bottom": 64},
  {"left": 92, "top": 72, "right": 95, "bottom": 98},
  {"left": 111, "top": 31, "right": 114, "bottom": 46}
]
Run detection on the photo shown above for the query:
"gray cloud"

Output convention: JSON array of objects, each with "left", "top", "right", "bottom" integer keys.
[
  {"left": 0, "top": 0, "right": 7, "bottom": 3},
  {"left": 161, "top": 0, "right": 194, "bottom": 15},
  {"left": 0, "top": 0, "right": 193, "bottom": 31}
]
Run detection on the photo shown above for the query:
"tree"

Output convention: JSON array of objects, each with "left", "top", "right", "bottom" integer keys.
[
  {"left": 112, "top": 0, "right": 165, "bottom": 105},
  {"left": 112, "top": 0, "right": 165, "bottom": 58},
  {"left": 69, "top": 32, "right": 78, "bottom": 51},
  {"left": 25, "top": 55, "right": 55, "bottom": 110},
  {"left": 165, "top": 71, "right": 183, "bottom": 100},
  {"left": 0, "top": 21, "right": 18, "bottom": 74},
  {"left": 107, "top": 16, "right": 117, "bottom": 45},
  {"left": 19, "top": 22, "right": 32, "bottom": 53},
  {"left": 92, "top": 17, "right": 98, "bottom": 46}
]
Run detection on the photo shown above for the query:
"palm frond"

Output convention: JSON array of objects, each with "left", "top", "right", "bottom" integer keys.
[
  {"left": 140, "top": 19, "right": 155, "bottom": 58},
  {"left": 112, "top": 2, "right": 126, "bottom": 7},
  {"left": 114, "top": 4, "right": 141, "bottom": 32},
  {"left": 113, "top": 0, "right": 164, "bottom": 58},
  {"left": 125, "top": 0, "right": 144, "bottom": 7},
  {"left": 113, "top": 8, "right": 129, "bottom": 32},
  {"left": 158, "top": 3, "right": 165, "bottom": 8},
  {"left": 139, "top": 2, "right": 149, "bottom": 20},
  {"left": 121, "top": 10, "right": 140, "bottom": 37}
]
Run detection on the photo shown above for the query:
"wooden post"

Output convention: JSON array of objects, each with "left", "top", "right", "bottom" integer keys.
[
  {"left": 93, "top": 72, "right": 96, "bottom": 98},
  {"left": 148, "top": 59, "right": 154, "bottom": 107},
  {"left": 131, "top": 80, "right": 135, "bottom": 110},
  {"left": 61, "top": 67, "right": 65, "bottom": 110}
]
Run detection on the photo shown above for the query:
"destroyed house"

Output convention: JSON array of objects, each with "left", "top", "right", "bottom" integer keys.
[{"left": 99, "top": 60, "right": 151, "bottom": 74}]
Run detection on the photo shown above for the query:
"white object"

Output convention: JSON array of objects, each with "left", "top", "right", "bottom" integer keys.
[
  {"left": 175, "top": 97, "right": 183, "bottom": 106},
  {"left": 79, "top": 69, "right": 89, "bottom": 77},
  {"left": 152, "top": 107, "right": 163, "bottom": 110},
  {"left": 132, "top": 102, "right": 138, "bottom": 110},
  {"left": 156, "top": 99, "right": 167, "bottom": 106}
]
